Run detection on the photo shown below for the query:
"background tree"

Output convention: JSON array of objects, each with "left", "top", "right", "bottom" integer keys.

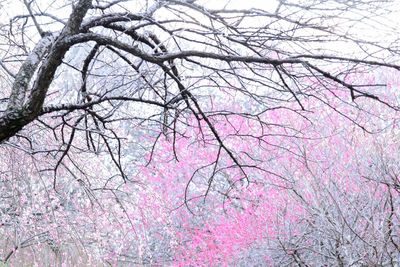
[{"left": 0, "top": 0, "right": 399, "bottom": 265}]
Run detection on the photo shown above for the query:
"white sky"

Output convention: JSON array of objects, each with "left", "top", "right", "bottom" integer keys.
[{"left": 198, "top": 0, "right": 279, "bottom": 11}]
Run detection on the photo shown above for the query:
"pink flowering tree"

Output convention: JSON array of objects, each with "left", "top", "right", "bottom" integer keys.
[{"left": 0, "top": 0, "right": 399, "bottom": 265}]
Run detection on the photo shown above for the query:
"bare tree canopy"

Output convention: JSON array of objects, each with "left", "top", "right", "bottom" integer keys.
[{"left": 1, "top": 0, "right": 399, "bottom": 143}]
